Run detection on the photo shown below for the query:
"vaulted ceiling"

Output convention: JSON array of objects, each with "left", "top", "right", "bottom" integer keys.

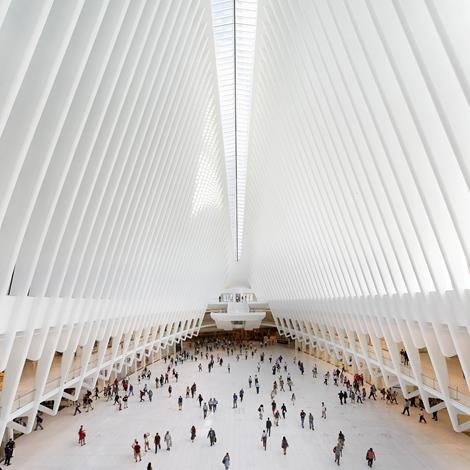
[{"left": 0, "top": 0, "right": 469, "bottom": 331}]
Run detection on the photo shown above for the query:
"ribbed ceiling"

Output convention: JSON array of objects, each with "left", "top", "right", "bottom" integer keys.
[{"left": 243, "top": 0, "right": 470, "bottom": 326}]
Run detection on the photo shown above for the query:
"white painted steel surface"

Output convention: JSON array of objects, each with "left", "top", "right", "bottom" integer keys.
[{"left": 243, "top": 0, "right": 470, "bottom": 431}]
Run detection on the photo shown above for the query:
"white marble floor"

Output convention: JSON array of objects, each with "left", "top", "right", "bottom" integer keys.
[{"left": 10, "top": 345, "right": 470, "bottom": 469}]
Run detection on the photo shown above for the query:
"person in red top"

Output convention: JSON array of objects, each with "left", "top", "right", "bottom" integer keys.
[
  {"left": 132, "top": 439, "right": 142, "bottom": 462},
  {"left": 366, "top": 448, "right": 376, "bottom": 467},
  {"left": 78, "top": 425, "right": 86, "bottom": 446},
  {"left": 154, "top": 433, "right": 161, "bottom": 454}
]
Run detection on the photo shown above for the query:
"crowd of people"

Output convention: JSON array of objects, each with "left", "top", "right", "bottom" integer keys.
[{"left": 2, "top": 339, "right": 448, "bottom": 468}]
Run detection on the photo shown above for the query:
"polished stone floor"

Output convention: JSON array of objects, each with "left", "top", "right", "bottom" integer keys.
[{"left": 11, "top": 344, "right": 470, "bottom": 469}]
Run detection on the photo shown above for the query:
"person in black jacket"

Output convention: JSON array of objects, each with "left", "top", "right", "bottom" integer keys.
[
  {"left": 207, "top": 428, "right": 217, "bottom": 446},
  {"left": 4, "top": 438, "right": 15, "bottom": 466},
  {"left": 265, "top": 417, "right": 272, "bottom": 436}
]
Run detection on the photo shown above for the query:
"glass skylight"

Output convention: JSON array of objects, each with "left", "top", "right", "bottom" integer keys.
[{"left": 211, "top": 0, "right": 257, "bottom": 260}]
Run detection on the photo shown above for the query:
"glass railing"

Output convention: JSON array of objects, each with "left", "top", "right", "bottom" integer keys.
[
  {"left": 300, "top": 332, "right": 470, "bottom": 409},
  {"left": 3, "top": 328, "right": 196, "bottom": 414},
  {"left": 218, "top": 293, "right": 256, "bottom": 302}
]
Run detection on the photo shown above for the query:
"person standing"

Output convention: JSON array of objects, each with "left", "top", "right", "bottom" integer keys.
[
  {"left": 4, "top": 438, "right": 15, "bottom": 466},
  {"left": 366, "top": 448, "right": 376, "bottom": 467},
  {"left": 222, "top": 452, "right": 231, "bottom": 469},
  {"left": 232, "top": 393, "right": 238, "bottom": 408},
  {"left": 281, "top": 436, "right": 289, "bottom": 455},
  {"left": 191, "top": 425, "right": 196, "bottom": 442},
  {"left": 154, "top": 433, "right": 161, "bottom": 453},
  {"left": 132, "top": 439, "right": 142, "bottom": 462},
  {"left": 78, "top": 425, "right": 86, "bottom": 446},
  {"left": 178, "top": 395, "right": 183, "bottom": 410},
  {"left": 164, "top": 431, "right": 172, "bottom": 451},
  {"left": 300, "top": 410, "right": 306, "bottom": 428},
  {"left": 261, "top": 430, "right": 267, "bottom": 450}
]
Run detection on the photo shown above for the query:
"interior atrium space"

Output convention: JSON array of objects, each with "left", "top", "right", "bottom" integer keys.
[{"left": 0, "top": 0, "right": 469, "bottom": 469}]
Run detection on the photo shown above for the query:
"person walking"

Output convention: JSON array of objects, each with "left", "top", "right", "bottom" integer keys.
[
  {"left": 261, "top": 430, "right": 267, "bottom": 450},
  {"left": 178, "top": 395, "right": 183, "bottom": 411},
  {"left": 143, "top": 433, "right": 151, "bottom": 452},
  {"left": 191, "top": 425, "right": 196, "bottom": 443},
  {"left": 203, "top": 402, "right": 208, "bottom": 419},
  {"left": 164, "top": 431, "right": 172, "bottom": 451},
  {"left": 208, "top": 427, "right": 217, "bottom": 446},
  {"left": 274, "top": 409, "right": 280, "bottom": 426},
  {"left": 308, "top": 412, "right": 314, "bottom": 430},
  {"left": 154, "top": 433, "right": 161, "bottom": 453},
  {"left": 78, "top": 425, "right": 86, "bottom": 446},
  {"left": 321, "top": 402, "right": 327, "bottom": 419},
  {"left": 300, "top": 409, "right": 306, "bottom": 428},
  {"left": 232, "top": 393, "right": 238, "bottom": 408},
  {"left": 222, "top": 452, "right": 231, "bottom": 469},
  {"left": 35, "top": 413, "right": 44, "bottom": 431},
  {"left": 419, "top": 408, "right": 427, "bottom": 423},
  {"left": 333, "top": 444, "right": 341, "bottom": 465},
  {"left": 402, "top": 398, "right": 410, "bottom": 416},
  {"left": 266, "top": 417, "right": 272, "bottom": 436},
  {"left": 281, "top": 436, "right": 289, "bottom": 455},
  {"left": 366, "top": 448, "right": 376, "bottom": 467},
  {"left": 147, "top": 464, "right": 153, "bottom": 470},
  {"left": 74, "top": 401, "right": 82, "bottom": 415}
]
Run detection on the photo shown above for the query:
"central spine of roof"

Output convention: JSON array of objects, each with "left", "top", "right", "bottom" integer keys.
[{"left": 211, "top": 0, "right": 258, "bottom": 261}]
